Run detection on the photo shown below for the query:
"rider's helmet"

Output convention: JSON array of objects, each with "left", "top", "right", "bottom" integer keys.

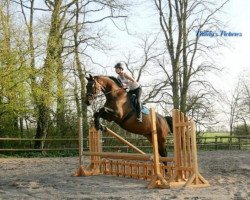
[{"left": 114, "top": 62, "right": 124, "bottom": 70}]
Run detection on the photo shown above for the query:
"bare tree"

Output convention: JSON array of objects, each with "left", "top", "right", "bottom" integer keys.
[
  {"left": 235, "top": 73, "right": 250, "bottom": 134},
  {"left": 153, "top": 0, "right": 229, "bottom": 114},
  {"left": 70, "top": 0, "right": 128, "bottom": 144},
  {"left": 118, "top": 35, "right": 171, "bottom": 107},
  {"left": 220, "top": 80, "right": 244, "bottom": 136}
]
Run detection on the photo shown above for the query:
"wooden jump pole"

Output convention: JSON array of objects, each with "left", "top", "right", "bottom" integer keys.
[
  {"left": 168, "top": 109, "right": 209, "bottom": 187},
  {"left": 104, "top": 128, "right": 145, "bottom": 154},
  {"left": 74, "top": 117, "right": 85, "bottom": 176},
  {"left": 184, "top": 121, "right": 210, "bottom": 187},
  {"left": 74, "top": 126, "right": 101, "bottom": 176},
  {"left": 147, "top": 108, "right": 170, "bottom": 189},
  {"left": 169, "top": 109, "right": 187, "bottom": 183},
  {"left": 88, "top": 128, "right": 101, "bottom": 174},
  {"left": 81, "top": 151, "right": 174, "bottom": 162},
  {"left": 78, "top": 117, "right": 83, "bottom": 166}
]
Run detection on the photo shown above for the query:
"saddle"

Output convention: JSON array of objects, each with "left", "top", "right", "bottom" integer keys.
[{"left": 128, "top": 94, "right": 149, "bottom": 115}]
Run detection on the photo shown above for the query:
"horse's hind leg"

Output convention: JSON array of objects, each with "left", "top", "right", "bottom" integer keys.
[
  {"left": 145, "top": 135, "right": 168, "bottom": 175},
  {"left": 144, "top": 135, "right": 168, "bottom": 159},
  {"left": 158, "top": 142, "right": 170, "bottom": 176},
  {"left": 158, "top": 142, "right": 168, "bottom": 162}
]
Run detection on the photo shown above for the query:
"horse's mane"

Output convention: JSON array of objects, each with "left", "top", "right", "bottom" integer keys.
[
  {"left": 94, "top": 75, "right": 123, "bottom": 88},
  {"left": 107, "top": 76, "right": 123, "bottom": 87}
]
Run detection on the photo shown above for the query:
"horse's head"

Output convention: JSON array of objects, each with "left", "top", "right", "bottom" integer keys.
[
  {"left": 85, "top": 74, "right": 103, "bottom": 105},
  {"left": 85, "top": 74, "right": 124, "bottom": 105}
]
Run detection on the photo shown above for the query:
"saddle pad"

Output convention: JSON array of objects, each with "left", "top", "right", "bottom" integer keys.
[{"left": 141, "top": 106, "right": 149, "bottom": 115}]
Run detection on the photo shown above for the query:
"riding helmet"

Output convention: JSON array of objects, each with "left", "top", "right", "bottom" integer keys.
[{"left": 114, "top": 62, "right": 123, "bottom": 70}]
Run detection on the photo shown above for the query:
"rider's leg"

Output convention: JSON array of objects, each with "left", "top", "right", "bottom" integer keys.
[{"left": 134, "top": 86, "right": 142, "bottom": 122}]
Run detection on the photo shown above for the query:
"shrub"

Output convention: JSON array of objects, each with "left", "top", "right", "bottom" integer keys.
[{"left": 233, "top": 124, "right": 250, "bottom": 136}]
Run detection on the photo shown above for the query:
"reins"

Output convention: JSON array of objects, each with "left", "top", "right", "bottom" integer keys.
[
  {"left": 87, "top": 78, "right": 124, "bottom": 99},
  {"left": 96, "top": 88, "right": 123, "bottom": 98}
]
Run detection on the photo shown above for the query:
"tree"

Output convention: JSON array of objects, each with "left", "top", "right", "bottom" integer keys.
[
  {"left": 70, "top": 0, "right": 128, "bottom": 144},
  {"left": 219, "top": 75, "right": 249, "bottom": 136},
  {"left": 233, "top": 72, "right": 250, "bottom": 135},
  {"left": 15, "top": 0, "right": 79, "bottom": 148},
  {"left": 153, "top": 0, "right": 229, "bottom": 114},
  {"left": 12, "top": 0, "right": 129, "bottom": 149},
  {"left": 0, "top": 0, "right": 30, "bottom": 136}
]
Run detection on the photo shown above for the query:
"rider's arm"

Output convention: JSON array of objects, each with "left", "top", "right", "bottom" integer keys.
[
  {"left": 117, "top": 75, "right": 128, "bottom": 88},
  {"left": 123, "top": 72, "right": 136, "bottom": 83}
]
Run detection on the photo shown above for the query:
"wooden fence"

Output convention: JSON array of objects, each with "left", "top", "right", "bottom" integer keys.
[
  {"left": 0, "top": 138, "right": 80, "bottom": 152},
  {"left": 0, "top": 135, "right": 249, "bottom": 153}
]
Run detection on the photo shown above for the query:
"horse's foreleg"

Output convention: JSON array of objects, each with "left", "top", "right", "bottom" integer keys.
[
  {"left": 94, "top": 107, "right": 119, "bottom": 130},
  {"left": 103, "top": 107, "right": 119, "bottom": 117},
  {"left": 94, "top": 107, "right": 108, "bottom": 131}
]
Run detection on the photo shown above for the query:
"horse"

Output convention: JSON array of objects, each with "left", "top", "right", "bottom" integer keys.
[{"left": 85, "top": 74, "right": 173, "bottom": 159}]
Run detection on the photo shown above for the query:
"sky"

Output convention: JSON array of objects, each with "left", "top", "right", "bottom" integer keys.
[
  {"left": 96, "top": 0, "right": 250, "bottom": 94},
  {"left": 30, "top": 0, "right": 250, "bottom": 91},
  {"left": 214, "top": 0, "right": 250, "bottom": 89}
]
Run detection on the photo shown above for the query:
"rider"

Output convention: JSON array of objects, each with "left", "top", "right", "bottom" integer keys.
[{"left": 114, "top": 62, "right": 143, "bottom": 123}]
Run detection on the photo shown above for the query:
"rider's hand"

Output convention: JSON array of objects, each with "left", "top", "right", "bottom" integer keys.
[{"left": 122, "top": 83, "right": 128, "bottom": 88}]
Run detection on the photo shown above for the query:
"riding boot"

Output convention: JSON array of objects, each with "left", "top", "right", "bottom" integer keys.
[{"left": 136, "top": 104, "right": 142, "bottom": 123}]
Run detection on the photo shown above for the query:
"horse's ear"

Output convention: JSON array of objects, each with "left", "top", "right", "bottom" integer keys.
[{"left": 86, "top": 74, "right": 93, "bottom": 81}]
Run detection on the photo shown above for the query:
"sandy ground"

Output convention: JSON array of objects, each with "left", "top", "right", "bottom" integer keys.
[{"left": 0, "top": 150, "right": 249, "bottom": 200}]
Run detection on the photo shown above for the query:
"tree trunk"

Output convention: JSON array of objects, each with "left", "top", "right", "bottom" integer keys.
[
  {"left": 172, "top": 60, "right": 180, "bottom": 109},
  {"left": 74, "top": 0, "right": 88, "bottom": 146},
  {"left": 34, "top": 104, "right": 49, "bottom": 149},
  {"left": 34, "top": 0, "right": 63, "bottom": 148},
  {"left": 56, "top": 54, "right": 66, "bottom": 136},
  {"left": 19, "top": 117, "right": 23, "bottom": 134}
]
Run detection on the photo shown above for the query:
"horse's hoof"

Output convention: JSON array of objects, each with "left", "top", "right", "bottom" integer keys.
[
  {"left": 101, "top": 125, "right": 107, "bottom": 131},
  {"left": 94, "top": 123, "right": 104, "bottom": 131},
  {"left": 99, "top": 123, "right": 108, "bottom": 131},
  {"left": 94, "top": 123, "right": 101, "bottom": 130}
]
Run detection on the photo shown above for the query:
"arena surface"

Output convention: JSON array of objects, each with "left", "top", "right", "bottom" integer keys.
[{"left": 0, "top": 150, "right": 249, "bottom": 199}]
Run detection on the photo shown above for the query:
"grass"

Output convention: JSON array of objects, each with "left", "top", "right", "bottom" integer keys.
[
  {"left": 201, "top": 132, "right": 230, "bottom": 137},
  {"left": 0, "top": 150, "right": 79, "bottom": 158}
]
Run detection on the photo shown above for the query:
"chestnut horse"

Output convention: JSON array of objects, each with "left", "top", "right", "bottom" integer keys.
[{"left": 85, "top": 74, "right": 173, "bottom": 158}]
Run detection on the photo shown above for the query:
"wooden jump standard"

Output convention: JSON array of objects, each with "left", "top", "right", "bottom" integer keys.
[{"left": 74, "top": 108, "right": 209, "bottom": 189}]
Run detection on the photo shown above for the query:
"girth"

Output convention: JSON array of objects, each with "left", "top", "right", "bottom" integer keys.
[{"left": 120, "top": 109, "right": 135, "bottom": 123}]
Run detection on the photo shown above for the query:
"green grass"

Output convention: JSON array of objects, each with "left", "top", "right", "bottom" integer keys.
[
  {"left": 201, "top": 132, "right": 230, "bottom": 137},
  {"left": 0, "top": 150, "right": 79, "bottom": 158}
]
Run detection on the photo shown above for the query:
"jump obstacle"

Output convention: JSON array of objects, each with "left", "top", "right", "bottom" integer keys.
[{"left": 74, "top": 108, "right": 209, "bottom": 189}]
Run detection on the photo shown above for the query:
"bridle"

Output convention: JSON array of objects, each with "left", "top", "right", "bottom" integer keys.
[
  {"left": 86, "top": 80, "right": 101, "bottom": 100},
  {"left": 86, "top": 79, "right": 123, "bottom": 100}
]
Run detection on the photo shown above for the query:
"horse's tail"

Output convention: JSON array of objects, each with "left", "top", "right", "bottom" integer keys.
[{"left": 164, "top": 116, "right": 173, "bottom": 134}]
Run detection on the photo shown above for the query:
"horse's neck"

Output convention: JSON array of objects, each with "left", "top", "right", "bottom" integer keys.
[
  {"left": 102, "top": 81, "right": 116, "bottom": 94},
  {"left": 103, "top": 81, "right": 127, "bottom": 102}
]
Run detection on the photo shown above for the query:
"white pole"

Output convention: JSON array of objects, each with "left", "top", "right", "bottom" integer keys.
[{"left": 78, "top": 117, "right": 83, "bottom": 166}]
